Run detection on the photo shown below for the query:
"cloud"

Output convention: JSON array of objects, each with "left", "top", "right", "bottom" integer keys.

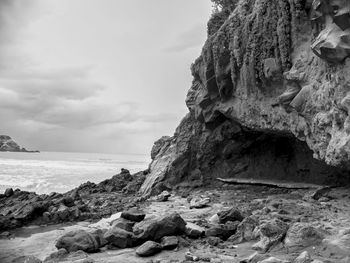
[
  {"left": 164, "top": 24, "right": 205, "bottom": 53},
  {"left": 0, "top": 0, "right": 37, "bottom": 46}
]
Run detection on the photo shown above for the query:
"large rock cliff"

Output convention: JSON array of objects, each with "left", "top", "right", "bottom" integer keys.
[
  {"left": 0, "top": 135, "right": 36, "bottom": 152},
  {"left": 140, "top": 0, "right": 350, "bottom": 196}
]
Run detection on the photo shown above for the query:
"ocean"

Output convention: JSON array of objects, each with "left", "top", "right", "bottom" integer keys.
[{"left": 0, "top": 152, "right": 150, "bottom": 194}]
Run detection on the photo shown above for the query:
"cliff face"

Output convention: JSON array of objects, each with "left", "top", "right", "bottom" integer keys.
[
  {"left": 0, "top": 135, "right": 37, "bottom": 152},
  {"left": 140, "top": 0, "right": 350, "bottom": 195}
]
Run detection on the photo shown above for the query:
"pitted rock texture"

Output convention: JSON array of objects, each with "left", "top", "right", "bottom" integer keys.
[
  {"left": 140, "top": 0, "right": 350, "bottom": 195},
  {"left": 186, "top": 0, "right": 350, "bottom": 168},
  {"left": 311, "top": 0, "right": 350, "bottom": 63}
]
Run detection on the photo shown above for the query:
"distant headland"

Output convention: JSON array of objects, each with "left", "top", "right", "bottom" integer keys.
[{"left": 0, "top": 135, "right": 39, "bottom": 153}]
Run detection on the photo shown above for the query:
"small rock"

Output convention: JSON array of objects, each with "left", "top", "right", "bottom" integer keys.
[
  {"left": 209, "top": 214, "right": 220, "bottom": 224},
  {"left": 217, "top": 208, "right": 244, "bottom": 224},
  {"left": 4, "top": 188, "right": 14, "bottom": 197},
  {"left": 185, "top": 252, "right": 200, "bottom": 262},
  {"left": 294, "top": 251, "right": 312, "bottom": 263},
  {"left": 160, "top": 236, "right": 178, "bottom": 249},
  {"left": 185, "top": 222, "right": 205, "bottom": 238},
  {"left": 310, "top": 187, "right": 331, "bottom": 201},
  {"left": 136, "top": 241, "right": 162, "bottom": 257},
  {"left": 121, "top": 208, "right": 146, "bottom": 222},
  {"left": 207, "top": 236, "right": 222, "bottom": 246},
  {"left": 190, "top": 196, "right": 210, "bottom": 209},
  {"left": 156, "top": 191, "right": 171, "bottom": 202},
  {"left": 0, "top": 231, "right": 11, "bottom": 238},
  {"left": 318, "top": 197, "right": 330, "bottom": 203}
]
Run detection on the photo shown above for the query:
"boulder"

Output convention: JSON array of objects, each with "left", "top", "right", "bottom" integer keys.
[
  {"left": 133, "top": 212, "right": 186, "bottom": 241},
  {"left": 103, "top": 226, "right": 134, "bottom": 248},
  {"left": 189, "top": 196, "right": 210, "bottom": 209},
  {"left": 121, "top": 208, "right": 146, "bottom": 222},
  {"left": 136, "top": 241, "right": 162, "bottom": 257},
  {"left": 160, "top": 236, "right": 178, "bottom": 250},
  {"left": 4, "top": 188, "right": 14, "bottom": 197},
  {"left": 55, "top": 230, "right": 103, "bottom": 253},
  {"left": 294, "top": 251, "right": 312, "bottom": 263},
  {"left": 284, "top": 223, "right": 324, "bottom": 249},
  {"left": 252, "top": 219, "right": 289, "bottom": 253},
  {"left": 110, "top": 218, "right": 135, "bottom": 232},
  {"left": 228, "top": 216, "right": 259, "bottom": 244},
  {"left": 217, "top": 208, "right": 244, "bottom": 224},
  {"left": 205, "top": 221, "right": 239, "bottom": 240},
  {"left": 185, "top": 222, "right": 205, "bottom": 238}
]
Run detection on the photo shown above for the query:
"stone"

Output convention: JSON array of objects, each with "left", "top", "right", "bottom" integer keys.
[
  {"left": 156, "top": 191, "right": 171, "bottom": 202},
  {"left": 121, "top": 208, "right": 146, "bottom": 222},
  {"left": 0, "top": 231, "right": 11, "bottom": 238},
  {"left": 310, "top": 187, "right": 331, "bottom": 201},
  {"left": 205, "top": 221, "right": 239, "bottom": 240},
  {"left": 185, "top": 222, "right": 205, "bottom": 238},
  {"left": 217, "top": 208, "right": 244, "bottom": 224},
  {"left": 110, "top": 218, "right": 135, "bottom": 232},
  {"left": 103, "top": 226, "right": 134, "bottom": 248},
  {"left": 133, "top": 212, "right": 186, "bottom": 241},
  {"left": 228, "top": 216, "right": 259, "bottom": 244},
  {"left": 207, "top": 236, "right": 222, "bottom": 246},
  {"left": 160, "top": 236, "right": 178, "bottom": 250},
  {"left": 284, "top": 223, "right": 324, "bottom": 249},
  {"left": 185, "top": 252, "right": 200, "bottom": 262},
  {"left": 11, "top": 256, "right": 42, "bottom": 263},
  {"left": 189, "top": 196, "right": 210, "bottom": 209},
  {"left": 4, "top": 188, "right": 14, "bottom": 197},
  {"left": 55, "top": 230, "right": 103, "bottom": 253},
  {"left": 44, "top": 248, "right": 68, "bottom": 262},
  {"left": 136, "top": 241, "right": 162, "bottom": 257},
  {"left": 294, "top": 251, "right": 312, "bottom": 263},
  {"left": 253, "top": 219, "right": 289, "bottom": 253}
]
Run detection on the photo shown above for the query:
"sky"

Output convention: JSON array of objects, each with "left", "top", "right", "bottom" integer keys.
[{"left": 0, "top": 0, "right": 213, "bottom": 154}]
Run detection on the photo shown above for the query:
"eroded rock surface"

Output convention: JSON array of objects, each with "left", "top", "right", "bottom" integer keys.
[{"left": 140, "top": 0, "right": 350, "bottom": 196}]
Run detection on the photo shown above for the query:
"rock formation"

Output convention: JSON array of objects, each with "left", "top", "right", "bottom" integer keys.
[
  {"left": 0, "top": 135, "right": 39, "bottom": 153},
  {"left": 140, "top": 0, "right": 350, "bottom": 196}
]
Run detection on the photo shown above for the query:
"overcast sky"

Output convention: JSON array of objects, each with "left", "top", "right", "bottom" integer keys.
[{"left": 0, "top": 0, "right": 212, "bottom": 154}]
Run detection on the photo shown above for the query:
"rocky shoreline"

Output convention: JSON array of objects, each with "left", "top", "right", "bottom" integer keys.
[
  {"left": 2, "top": 179, "right": 350, "bottom": 263},
  {"left": 0, "top": 168, "right": 147, "bottom": 232}
]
